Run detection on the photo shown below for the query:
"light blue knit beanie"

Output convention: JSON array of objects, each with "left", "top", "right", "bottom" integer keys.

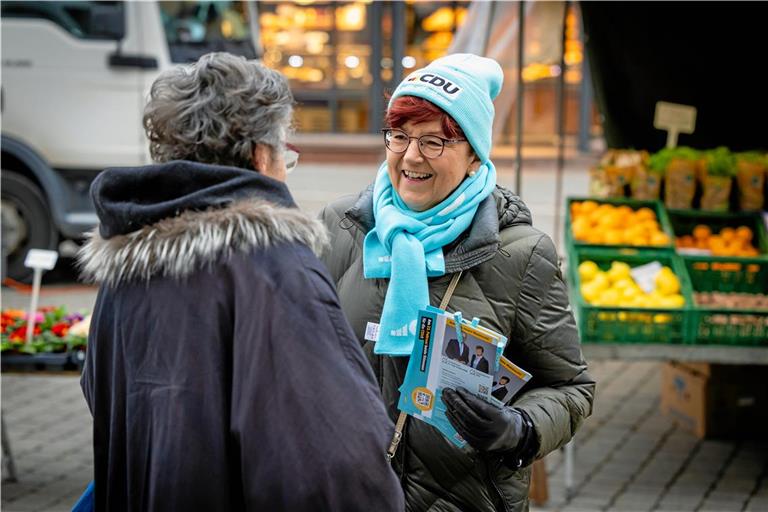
[{"left": 389, "top": 53, "right": 504, "bottom": 164}]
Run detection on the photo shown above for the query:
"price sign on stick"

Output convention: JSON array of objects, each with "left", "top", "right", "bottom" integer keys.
[
  {"left": 23, "top": 249, "right": 59, "bottom": 345},
  {"left": 654, "top": 101, "right": 697, "bottom": 149}
]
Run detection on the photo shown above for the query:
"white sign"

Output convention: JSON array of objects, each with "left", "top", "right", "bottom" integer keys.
[
  {"left": 24, "top": 249, "right": 59, "bottom": 270},
  {"left": 630, "top": 261, "right": 663, "bottom": 294},
  {"left": 654, "top": 101, "right": 697, "bottom": 148}
]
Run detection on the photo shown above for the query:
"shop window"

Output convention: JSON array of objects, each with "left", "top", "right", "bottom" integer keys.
[
  {"left": 0, "top": 1, "right": 124, "bottom": 40},
  {"left": 159, "top": 1, "right": 257, "bottom": 63},
  {"left": 402, "top": 2, "right": 469, "bottom": 72}
]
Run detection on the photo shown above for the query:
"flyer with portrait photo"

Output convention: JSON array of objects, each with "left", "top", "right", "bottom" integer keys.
[
  {"left": 398, "top": 306, "right": 530, "bottom": 447},
  {"left": 490, "top": 357, "right": 532, "bottom": 406}
]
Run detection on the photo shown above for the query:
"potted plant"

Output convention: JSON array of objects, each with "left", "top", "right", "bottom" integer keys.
[
  {"left": 734, "top": 151, "right": 767, "bottom": 211},
  {"left": 651, "top": 147, "right": 699, "bottom": 209},
  {"left": 700, "top": 147, "right": 736, "bottom": 212},
  {"left": 1, "top": 307, "right": 89, "bottom": 369}
]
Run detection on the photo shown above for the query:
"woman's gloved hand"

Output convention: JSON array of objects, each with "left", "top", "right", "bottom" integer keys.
[{"left": 443, "top": 387, "right": 538, "bottom": 467}]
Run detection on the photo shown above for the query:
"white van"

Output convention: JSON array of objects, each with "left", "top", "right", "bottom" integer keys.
[{"left": 1, "top": 1, "right": 260, "bottom": 280}]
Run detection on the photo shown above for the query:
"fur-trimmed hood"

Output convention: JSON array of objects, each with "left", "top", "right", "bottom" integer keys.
[
  {"left": 79, "top": 199, "right": 328, "bottom": 286},
  {"left": 78, "top": 161, "right": 327, "bottom": 286}
]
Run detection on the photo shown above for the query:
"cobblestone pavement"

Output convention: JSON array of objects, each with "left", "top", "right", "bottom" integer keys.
[
  {"left": 3, "top": 162, "right": 766, "bottom": 510},
  {"left": 3, "top": 361, "right": 766, "bottom": 511}
]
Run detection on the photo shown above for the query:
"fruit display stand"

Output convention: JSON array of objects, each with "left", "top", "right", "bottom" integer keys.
[
  {"left": 666, "top": 210, "right": 768, "bottom": 347},
  {"left": 568, "top": 247, "right": 693, "bottom": 345},
  {"left": 565, "top": 197, "right": 768, "bottom": 364},
  {"left": 566, "top": 197, "right": 676, "bottom": 251}
]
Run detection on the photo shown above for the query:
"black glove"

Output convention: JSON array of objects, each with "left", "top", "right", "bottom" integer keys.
[{"left": 443, "top": 387, "right": 538, "bottom": 467}]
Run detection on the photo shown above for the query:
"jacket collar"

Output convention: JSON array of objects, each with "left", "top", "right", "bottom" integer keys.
[
  {"left": 344, "top": 185, "right": 532, "bottom": 273},
  {"left": 78, "top": 198, "right": 328, "bottom": 287}
]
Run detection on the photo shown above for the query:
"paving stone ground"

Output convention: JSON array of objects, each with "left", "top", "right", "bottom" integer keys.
[
  {"left": 3, "top": 361, "right": 766, "bottom": 511},
  {"left": 2, "top": 162, "right": 766, "bottom": 510}
]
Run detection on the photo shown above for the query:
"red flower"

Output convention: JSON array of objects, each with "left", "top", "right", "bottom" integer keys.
[
  {"left": 51, "top": 323, "right": 70, "bottom": 337},
  {"left": 9, "top": 327, "right": 26, "bottom": 342}
]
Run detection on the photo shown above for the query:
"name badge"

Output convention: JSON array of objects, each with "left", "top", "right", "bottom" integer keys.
[{"left": 365, "top": 322, "right": 380, "bottom": 342}]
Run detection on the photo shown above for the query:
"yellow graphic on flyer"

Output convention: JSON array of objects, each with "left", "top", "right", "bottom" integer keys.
[{"left": 412, "top": 387, "right": 434, "bottom": 412}]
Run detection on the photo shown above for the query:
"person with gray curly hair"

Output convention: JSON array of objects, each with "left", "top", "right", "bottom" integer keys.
[
  {"left": 143, "top": 52, "right": 295, "bottom": 175},
  {"left": 77, "top": 52, "right": 404, "bottom": 511}
]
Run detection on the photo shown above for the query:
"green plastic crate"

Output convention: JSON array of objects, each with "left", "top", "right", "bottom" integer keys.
[
  {"left": 667, "top": 209, "right": 768, "bottom": 259},
  {"left": 682, "top": 256, "right": 768, "bottom": 346},
  {"left": 565, "top": 196, "right": 676, "bottom": 252},
  {"left": 567, "top": 247, "right": 693, "bottom": 344}
]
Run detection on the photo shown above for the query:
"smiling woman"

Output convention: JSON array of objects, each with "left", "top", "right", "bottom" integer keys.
[
  {"left": 382, "top": 100, "right": 478, "bottom": 211},
  {"left": 319, "top": 53, "right": 595, "bottom": 512}
]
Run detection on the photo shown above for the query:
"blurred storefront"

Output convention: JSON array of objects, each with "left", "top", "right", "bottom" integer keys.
[{"left": 255, "top": 1, "right": 599, "bottom": 146}]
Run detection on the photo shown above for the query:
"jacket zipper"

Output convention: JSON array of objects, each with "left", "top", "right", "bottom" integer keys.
[{"left": 487, "top": 457, "right": 511, "bottom": 512}]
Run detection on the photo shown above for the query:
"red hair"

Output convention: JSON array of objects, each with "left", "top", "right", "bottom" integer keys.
[{"left": 384, "top": 95, "right": 465, "bottom": 139}]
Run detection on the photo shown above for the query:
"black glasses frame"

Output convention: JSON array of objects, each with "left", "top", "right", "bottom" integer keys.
[{"left": 381, "top": 128, "right": 466, "bottom": 158}]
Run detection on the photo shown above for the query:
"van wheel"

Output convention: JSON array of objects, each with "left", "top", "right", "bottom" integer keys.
[{"left": 1, "top": 171, "right": 58, "bottom": 283}]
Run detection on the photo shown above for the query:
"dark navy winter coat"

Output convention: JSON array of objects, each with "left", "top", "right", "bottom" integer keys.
[{"left": 79, "top": 161, "right": 405, "bottom": 511}]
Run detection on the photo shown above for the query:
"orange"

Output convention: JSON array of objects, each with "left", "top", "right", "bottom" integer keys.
[
  {"left": 641, "top": 220, "right": 661, "bottom": 234},
  {"left": 635, "top": 207, "right": 655, "bottom": 221},
  {"left": 604, "top": 230, "right": 624, "bottom": 245},
  {"left": 679, "top": 235, "right": 694, "bottom": 248},
  {"left": 693, "top": 224, "right": 711, "bottom": 240},
  {"left": 571, "top": 218, "right": 591, "bottom": 240},
  {"left": 584, "top": 231, "right": 604, "bottom": 244},
  {"left": 580, "top": 200, "right": 599, "bottom": 214},
  {"left": 720, "top": 227, "right": 736, "bottom": 243},
  {"left": 650, "top": 232, "right": 671, "bottom": 246},
  {"left": 736, "top": 226, "right": 753, "bottom": 242},
  {"left": 708, "top": 235, "right": 726, "bottom": 253}
]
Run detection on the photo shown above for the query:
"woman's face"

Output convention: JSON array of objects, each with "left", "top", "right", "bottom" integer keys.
[{"left": 386, "top": 118, "right": 478, "bottom": 212}]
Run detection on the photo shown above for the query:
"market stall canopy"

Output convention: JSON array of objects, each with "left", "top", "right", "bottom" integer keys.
[{"left": 581, "top": 1, "right": 768, "bottom": 152}]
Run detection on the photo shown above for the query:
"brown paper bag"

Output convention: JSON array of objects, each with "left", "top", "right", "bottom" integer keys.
[
  {"left": 588, "top": 167, "right": 610, "bottom": 198},
  {"left": 700, "top": 174, "right": 732, "bottom": 212},
  {"left": 736, "top": 161, "right": 766, "bottom": 211},
  {"left": 604, "top": 165, "right": 633, "bottom": 198},
  {"left": 631, "top": 165, "right": 662, "bottom": 200},
  {"left": 664, "top": 158, "right": 697, "bottom": 209}
]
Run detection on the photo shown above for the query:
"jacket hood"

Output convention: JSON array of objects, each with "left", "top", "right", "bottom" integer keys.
[
  {"left": 91, "top": 160, "right": 296, "bottom": 239},
  {"left": 345, "top": 184, "right": 532, "bottom": 272},
  {"left": 79, "top": 161, "right": 327, "bottom": 286}
]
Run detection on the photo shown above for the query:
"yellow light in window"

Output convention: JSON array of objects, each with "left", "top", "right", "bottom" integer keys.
[
  {"left": 337, "top": 3, "right": 366, "bottom": 31},
  {"left": 422, "top": 7, "right": 454, "bottom": 32},
  {"left": 455, "top": 7, "right": 468, "bottom": 27},
  {"left": 565, "top": 69, "right": 582, "bottom": 84},
  {"left": 221, "top": 20, "right": 233, "bottom": 38},
  {"left": 564, "top": 50, "right": 583, "bottom": 66}
]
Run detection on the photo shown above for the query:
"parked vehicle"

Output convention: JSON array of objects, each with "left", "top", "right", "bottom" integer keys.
[{"left": 1, "top": 1, "right": 259, "bottom": 280}]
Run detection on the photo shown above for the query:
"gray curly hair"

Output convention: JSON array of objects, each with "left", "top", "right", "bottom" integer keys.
[{"left": 143, "top": 52, "right": 293, "bottom": 170}]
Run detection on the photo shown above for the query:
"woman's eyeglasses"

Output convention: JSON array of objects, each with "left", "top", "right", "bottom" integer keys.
[
  {"left": 382, "top": 128, "right": 466, "bottom": 159},
  {"left": 284, "top": 143, "right": 300, "bottom": 174}
]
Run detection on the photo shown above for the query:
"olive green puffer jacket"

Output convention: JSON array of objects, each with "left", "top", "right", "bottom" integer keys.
[{"left": 319, "top": 185, "right": 595, "bottom": 512}]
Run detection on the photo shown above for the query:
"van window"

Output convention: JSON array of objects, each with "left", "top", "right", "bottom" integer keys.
[
  {"left": 159, "top": 1, "right": 258, "bottom": 63},
  {"left": 0, "top": 1, "right": 124, "bottom": 40}
]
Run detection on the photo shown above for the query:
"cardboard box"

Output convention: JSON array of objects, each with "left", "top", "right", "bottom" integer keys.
[{"left": 660, "top": 362, "right": 768, "bottom": 439}]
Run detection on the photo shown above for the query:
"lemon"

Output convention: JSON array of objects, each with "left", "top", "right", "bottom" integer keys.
[
  {"left": 655, "top": 268, "right": 681, "bottom": 295},
  {"left": 580, "top": 283, "right": 600, "bottom": 303},
  {"left": 665, "top": 294, "right": 685, "bottom": 308},
  {"left": 598, "top": 289, "right": 621, "bottom": 306},
  {"left": 578, "top": 260, "right": 600, "bottom": 283},
  {"left": 591, "top": 271, "right": 610, "bottom": 292},
  {"left": 607, "top": 261, "right": 632, "bottom": 283},
  {"left": 612, "top": 278, "right": 634, "bottom": 292}
]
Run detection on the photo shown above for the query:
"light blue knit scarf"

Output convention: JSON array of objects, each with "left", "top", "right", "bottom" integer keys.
[{"left": 363, "top": 161, "right": 497, "bottom": 356}]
